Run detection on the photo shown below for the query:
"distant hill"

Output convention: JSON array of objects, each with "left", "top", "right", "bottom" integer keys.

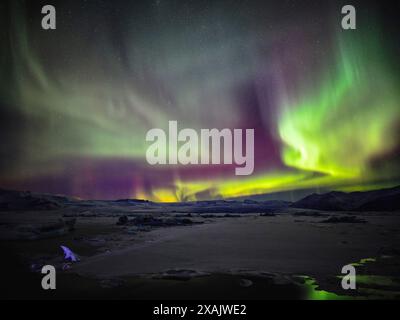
[
  {"left": 0, "top": 188, "right": 290, "bottom": 213},
  {"left": 232, "top": 187, "right": 331, "bottom": 202},
  {"left": 0, "top": 189, "right": 71, "bottom": 211},
  {"left": 292, "top": 186, "right": 400, "bottom": 211},
  {"left": 2, "top": 185, "right": 399, "bottom": 213}
]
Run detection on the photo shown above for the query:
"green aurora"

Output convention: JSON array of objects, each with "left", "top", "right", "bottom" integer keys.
[{"left": 1, "top": 1, "right": 399, "bottom": 201}]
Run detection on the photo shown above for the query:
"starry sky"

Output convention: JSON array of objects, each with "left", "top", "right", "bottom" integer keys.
[{"left": 0, "top": 0, "right": 399, "bottom": 201}]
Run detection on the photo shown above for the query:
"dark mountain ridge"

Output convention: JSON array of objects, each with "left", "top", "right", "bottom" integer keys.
[
  {"left": 292, "top": 185, "right": 400, "bottom": 211},
  {"left": 1, "top": 185, "right": 400, "bottom": 212}
]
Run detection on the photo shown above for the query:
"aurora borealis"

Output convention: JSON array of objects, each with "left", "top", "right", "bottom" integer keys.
[{"left": 1, "top": 0, "right": 399, "bottom": 201}]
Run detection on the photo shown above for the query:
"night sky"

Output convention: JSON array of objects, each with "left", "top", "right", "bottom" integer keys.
[{"left": 1, "top": 0, "right": 399, "bottom": 201}]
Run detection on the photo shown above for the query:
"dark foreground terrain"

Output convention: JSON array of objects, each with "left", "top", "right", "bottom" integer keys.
[{"left": 1, "top": 187, "right": 400, "bottom": 300}]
